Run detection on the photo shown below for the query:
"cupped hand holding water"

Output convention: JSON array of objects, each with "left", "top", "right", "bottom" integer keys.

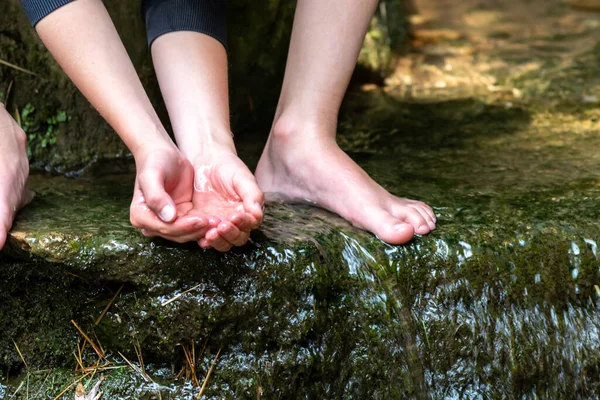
[
  {"left": 189, "top": 151, "right": 264, "bottom": 252},
  {"left": 131, "top": 145, "right": 264, "bottom": 251}
]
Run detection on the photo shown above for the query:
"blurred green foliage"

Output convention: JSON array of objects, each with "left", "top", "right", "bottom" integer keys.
[{"left": 19, "top": 103, "right": 68, "bottom": 158}]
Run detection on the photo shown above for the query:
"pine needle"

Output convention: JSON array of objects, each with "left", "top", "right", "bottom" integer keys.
[
  {"left": 161, "top": 283, "right": 202, "bottom": 306},
  {"left": 5, "top": 79, "right": 13, "bottom": 105},
  {"left": 183, "top": 344, "right": 199, "bottom": 387},
  {"left": 12, "top": 339, "right": 28, "bottom": 370},
  {"left": 0, "top": 58, "right": 36, "bottom": 76},
  {"left": 95, "top": 285, "right": 123, "bottom": 326},
  {"left": 71, "top": 320, "right": 104, "bottom": 359},
  {"left": 196, "top": 346, "right": 222, "bottom": 399},
  {"left": 52, "top": 372, "right": 90, "bottom": 400},
  {"left": 118, "top": 351, "right": 153, "bottom": 383}
]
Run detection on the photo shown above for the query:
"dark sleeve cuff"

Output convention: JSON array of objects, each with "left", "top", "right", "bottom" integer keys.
[
  {"left": 142, "top": 0, "right": 227, "bottom": 49},
  {"left": 19, "top": 0, "right": 75, "bottom": 26}
]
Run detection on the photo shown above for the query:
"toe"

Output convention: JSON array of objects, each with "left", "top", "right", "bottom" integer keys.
[
  {"left": 0, "top": 227, "right": 6, "bottom": 250},
  {"left": 363, "top": 207, "right": 416, "bottom": 245},
  {"left": 414, "top": 201, "right": 437, "bottom": 224},
  {"left": 0, "top": 207, "right": 12, "bottom": 250},
  {"left": 414, "top": 205, "right": 436, "bottom": 230},
  {"left": 400, "top": 207, "right": 430, "bottom": 235},
  {"left": 377, "top": 220, "right": 415, "bottom": 245}
]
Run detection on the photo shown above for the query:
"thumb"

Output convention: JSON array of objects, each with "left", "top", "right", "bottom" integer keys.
[
  {"left": 233, "top": 171, "right": 264, "bottom": 221},
  {"left": 138, "top": 170, "right": 177, "bottom": 222}
]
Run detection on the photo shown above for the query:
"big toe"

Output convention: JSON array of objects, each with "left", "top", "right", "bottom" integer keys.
[
  {"left": 0, "top": 209, "right": 13, "bottom": 250},
  {"left": 363, "top": 208, "right": 416, "bottom": 245},
  {"left": 377, "top": 221, "right": 415, "bottom": 245},
  {"left": 0, "top": 227, "right": 6, "bottom": 250}
]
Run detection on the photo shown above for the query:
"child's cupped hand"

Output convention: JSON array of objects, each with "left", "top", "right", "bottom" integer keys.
[{"left": 128, "top": 145, "right": 264, "bottom": 251}]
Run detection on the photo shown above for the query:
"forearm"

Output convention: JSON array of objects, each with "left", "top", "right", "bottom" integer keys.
[
  {"left": 151, "top": 31, "right": 235, "bottom": 160},
  {"left": 34, "top": 0, "right": 173, "bottom": 157}
]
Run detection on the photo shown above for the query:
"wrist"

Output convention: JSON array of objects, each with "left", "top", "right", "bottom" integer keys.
[
  {"left": 127, "top": 122, "right": 176, "bottom": 161},
  {"left": 175, "top": 129, "right": 237, "bottom": 161}
]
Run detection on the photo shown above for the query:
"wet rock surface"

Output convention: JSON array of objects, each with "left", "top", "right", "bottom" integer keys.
[{"left": 2, "top": 0, "right": 600, "bottom": 398}]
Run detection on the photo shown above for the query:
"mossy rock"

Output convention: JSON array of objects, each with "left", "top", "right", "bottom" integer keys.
[{"left": 2, "top": 85, "right": 600, "bottom": 396}]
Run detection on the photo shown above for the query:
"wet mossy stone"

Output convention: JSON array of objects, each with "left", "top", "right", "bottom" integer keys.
[{"left": 2, "top": 90, "right": 600, "bottom": 397}]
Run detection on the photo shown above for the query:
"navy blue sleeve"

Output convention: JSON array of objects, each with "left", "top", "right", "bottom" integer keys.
[
  {"left": 142, "top": 0, "right": 227, "bottom": 49},
  {"left": 19, "top": 0, "right": 74, "bottom": 26},
  {"left": 19, "top": 0, "right": 227, "bottom": 50}
]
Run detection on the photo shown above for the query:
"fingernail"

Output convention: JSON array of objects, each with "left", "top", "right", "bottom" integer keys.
[
  {"left": 419, "top": 225, "right": 429, "bottom": 232},
  {"left": 141, "top": 229, "right": 148, "bottom": 236},
  {"left": 254, "top": 202, "right": 264, "bottom": 212},
  {"left": 159, "top": 205, "right": 175, "bottom": 222}
]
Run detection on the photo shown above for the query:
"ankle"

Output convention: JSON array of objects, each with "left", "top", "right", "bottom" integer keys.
[{"left": 271, "top": 113, "right": 337, "bottom": 143}]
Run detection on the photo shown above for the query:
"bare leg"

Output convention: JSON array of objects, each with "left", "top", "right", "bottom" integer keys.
[
  {"left": 150, "top": 32, "right": 264, "bottom": 252},
  {"left": 35, "top": 0, "right": 216, "bottom": 243},
  {"left": 256, "top": 0, "right": 436, "bottom": 244},
  {"left": 0, "top": 106, "right": 34, "bottom": 250}
]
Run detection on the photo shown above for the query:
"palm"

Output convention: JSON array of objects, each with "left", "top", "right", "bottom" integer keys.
[{"left": 189, "top": 154, "right": 248, "bottom": 221}]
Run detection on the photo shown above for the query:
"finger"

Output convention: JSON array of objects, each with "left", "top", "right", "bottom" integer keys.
[
  {"left": 233, "top": 172, "right": 264, "bottom": 222},
  {"left": 198, "top": 238, "right": 212, "bottom": 249},
  {"left": 133, "top": 205, "right": 210, "bottom": 238},
  {"left": 217, "top": 221, "right": 250, "bottom": 246},
  {"left": 140, "top": 219, "right": 212, "bottom": 243},
  {"left": 230, "top": 212, "right": 255, "bottom": 232},
  {"left": 205, "top": 228, "right": 233, "bottom": 252},
  {"left": 137, "top": 169, "right": 177, "bottom": 222}
]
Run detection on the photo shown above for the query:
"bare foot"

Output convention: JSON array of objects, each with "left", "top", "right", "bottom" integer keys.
[
  {"left": 255, "top": 120, "right": 436, "bottom": 244},
  {"left": 0, "top": 107, "right": 34, "bottom": 250},
  {"left": 139, "top": 149, "right": 264, "bottom": 252}
]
